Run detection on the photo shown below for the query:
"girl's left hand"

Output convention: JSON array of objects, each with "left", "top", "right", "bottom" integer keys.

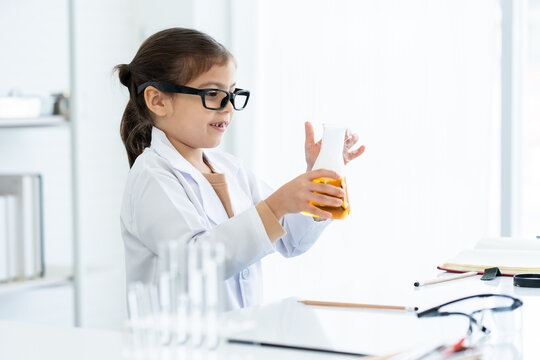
[{"left": 304, "top": 121, "right": 366, "bottom": 172}]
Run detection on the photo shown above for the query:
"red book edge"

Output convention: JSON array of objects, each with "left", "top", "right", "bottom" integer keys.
[{"left": 437, "top": 266, "right": 514, "bottom": 277}]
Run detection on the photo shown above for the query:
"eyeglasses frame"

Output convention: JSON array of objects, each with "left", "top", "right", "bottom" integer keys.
[
  {"left": 136, "top": 81, "right": 250, "bottom": 111},
  {"left": 417, "top": 293, "right": 523, "bottom": 335}
]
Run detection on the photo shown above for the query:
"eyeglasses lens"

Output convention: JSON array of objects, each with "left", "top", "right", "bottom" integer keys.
[
  {"left": 232, "top": 92, "right": 248, "bottom": 110},
  {"left": 439, "top": 295, "right": 518, "bottom": 334},
  {"left": 204, "top": 90, "right": 229, "bottom": 110},
  {"left": 203, "top": 90, "right": 248, "bottom": 110}
]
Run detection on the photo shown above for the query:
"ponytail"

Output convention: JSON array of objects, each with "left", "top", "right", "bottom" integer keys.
[
  {"left": 115, "top": 28, "right": 233, "bottom": 168},
  {"left": 121, "top": 100, "right": 153, "bottom": 168},
  {"left": 115, "top": 63, "right": 153, "bottom": 167}
]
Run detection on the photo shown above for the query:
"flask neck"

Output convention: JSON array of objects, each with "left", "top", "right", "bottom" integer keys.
[{"left": 312, "top": 125, "right": 346, "bottom": 174}]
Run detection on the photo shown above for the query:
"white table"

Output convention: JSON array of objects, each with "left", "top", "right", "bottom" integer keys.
[
  {"left": 1, "top": 275, "right": 539, "bottom": 359},
  {"left": 224, "top": 274, "right": 540, "bottom": 358},
  {"left": 0, "top": 319, "right": 351, "bottom": 360}
]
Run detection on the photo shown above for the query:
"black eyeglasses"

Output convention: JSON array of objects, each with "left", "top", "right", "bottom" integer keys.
[
  {"left": 417, "top": 293, "right": 523, "bottom": 336},
  {"left": 136, "top": 81, "right": 250, "bottom": 111}
]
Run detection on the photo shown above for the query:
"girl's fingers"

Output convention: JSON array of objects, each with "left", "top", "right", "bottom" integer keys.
[
  {"left": 344, "top": 134, "right": 359, "bottom": 149},
  {"left": 344, "top": 145, "right": 366, "bottom": 164},
  {"left": 310, "top": 193, "right": 343, "bottom": 207},
  {"left": 308, "top": 168, "right": 341, "bottom": 180},
  {"left": 304, "top": 121, "right": 315, "bottom": 147},
  {"left": 311, "top": 182, "right": 344, "bottom": 197},
  {"left": 350, "top": 145, "right": 366, "bottom": 158},
  {"left": 306, "top": 204, "right": 333, "bottom": 219},
  {"left": 345, "top": 132, "right": 358, "bottom": 144}
]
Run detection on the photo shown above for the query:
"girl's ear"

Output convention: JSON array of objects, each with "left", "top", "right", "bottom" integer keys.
[{"left": 144, "top": 86, "right": 168, "bottom": 117}]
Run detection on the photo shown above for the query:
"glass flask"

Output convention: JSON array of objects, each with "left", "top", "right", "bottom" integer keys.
[{"left": 309, "top": 124, "right": 350, "bottom": 219}]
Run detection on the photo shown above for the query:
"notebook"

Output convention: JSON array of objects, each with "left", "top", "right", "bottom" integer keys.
[
  {"left": 438, "top": 237, "right": 540, "bottom": 276},
  {"left": 224, "top": 297, "right": 467, "bottom": 356}
]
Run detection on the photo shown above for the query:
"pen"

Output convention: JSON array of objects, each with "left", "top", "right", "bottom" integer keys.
[
  {"left": 299, "top": 300, "right": 418, "bottom": 312},
  {"left": 227, "top": 338, "right": 368, "bottom": 356},
  {"left": 414, "top": 271, "right": 478, "bottom": 287}
]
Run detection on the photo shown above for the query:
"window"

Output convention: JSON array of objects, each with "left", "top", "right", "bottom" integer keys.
[{"left": 521, "top": 0, "right": 540, "bottom": 238}]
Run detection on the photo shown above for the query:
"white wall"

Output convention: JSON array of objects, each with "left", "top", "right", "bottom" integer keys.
[
  {"left": 522, "top": 1, "right": 540, "bottom": 238},
  {"left": 70, "top": 0, "right": 136, "bottom": 329},
  {"left": 0, "top": 0, "right": 69, "bottom": 97},
  {"left": 247, "top": 0, "right": 502, "bottom": 304}
]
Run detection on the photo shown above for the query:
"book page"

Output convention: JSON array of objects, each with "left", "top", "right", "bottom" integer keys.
[{"left": 442, "top": 249, "right": 540, "bottom": 275}]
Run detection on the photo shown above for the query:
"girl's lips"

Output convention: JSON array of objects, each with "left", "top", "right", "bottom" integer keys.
[{"left": 209, "top": 122, "right": 228, "bottom": 132}]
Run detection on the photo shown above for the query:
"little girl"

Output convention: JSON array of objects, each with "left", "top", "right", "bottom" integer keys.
[{"left": 116, "top": 28, "right": 364, "bottom": 310}]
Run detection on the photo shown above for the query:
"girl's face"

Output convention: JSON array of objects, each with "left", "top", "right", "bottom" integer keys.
[{"left": 157, "top": 59, "right": 237, "bottom": 154}]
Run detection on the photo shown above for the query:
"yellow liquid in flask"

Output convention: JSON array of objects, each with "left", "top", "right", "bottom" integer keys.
[{"left": 303, "top": 177, "right": 350, "bottom": 219}]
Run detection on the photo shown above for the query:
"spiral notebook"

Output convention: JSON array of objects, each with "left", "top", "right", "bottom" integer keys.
[{"left": 438, "top": 237, "right": 540, "bottom": 276}]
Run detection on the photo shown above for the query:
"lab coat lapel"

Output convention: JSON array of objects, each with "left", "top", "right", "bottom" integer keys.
[
  {"left": 150, "top": 127, "right": 229, "bottom": 225},
  {"left": 204, "top": 151, "right": 248, "bottom": 217},
  {"left": 191, "top": 169, "right": 229, "bottom": 225}
]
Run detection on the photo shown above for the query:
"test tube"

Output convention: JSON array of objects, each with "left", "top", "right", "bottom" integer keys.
[
  {"left": 202, "top": 240, "right": 225, "bottom": 349},
  {"left": 158, "top": 239, "right": 190, "bottom": 346},
  {"left": 126, "top": 283, "right": 143, "bottom": 358},
  {"left": 173, "top": 240, "right": 189, "bottom": 345},
  {"left": 188, "top": 242, "right": 204, "bottom": 347},
  {"left": 127, "top": 282, "right": 159, "bottom": 357},
  {"left": 158, "top": 241, "right": 173, "bottom": 346},
  {"left": 129, "top": 239, "right": 226, "bottom": 355}
]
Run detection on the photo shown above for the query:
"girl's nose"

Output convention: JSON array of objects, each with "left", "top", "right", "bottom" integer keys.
[{"left": 221, "top": 96, "right": 234, "bottom": 113}]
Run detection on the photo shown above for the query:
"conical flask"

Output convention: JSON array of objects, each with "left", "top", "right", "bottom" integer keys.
[{"left": 309, "top": 124, "right": 350, "bottom": 219}]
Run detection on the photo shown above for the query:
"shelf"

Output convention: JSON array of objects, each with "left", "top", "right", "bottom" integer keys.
[
  {"left": 0, "top": 266, "right": 72, "bottom": 296},
  {"left": 0, "top": 115, "right": 68, "bottom": 128}
]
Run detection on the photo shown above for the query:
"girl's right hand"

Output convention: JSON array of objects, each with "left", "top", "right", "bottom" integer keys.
[{"left": 265, "top": 169, "right": 345, "bottom": 220}]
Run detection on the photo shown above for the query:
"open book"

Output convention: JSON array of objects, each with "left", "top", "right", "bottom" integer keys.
[{"left": 438, "top": 237, "right": 540, "bottom": 276}]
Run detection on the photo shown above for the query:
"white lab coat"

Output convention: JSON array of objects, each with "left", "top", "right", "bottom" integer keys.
[{"left": 120, "top": 127, "right": 330, "bottom": 310}]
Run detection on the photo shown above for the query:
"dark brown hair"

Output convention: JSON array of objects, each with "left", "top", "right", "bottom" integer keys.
[{"left": 115, "top": 28, "right": 233, "bottom": 167}]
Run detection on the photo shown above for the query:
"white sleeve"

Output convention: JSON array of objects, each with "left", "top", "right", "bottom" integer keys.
[
  {"left": 131, "top": 168, "right": 274, "bottom": 279},
  {"left": 276, "top": 213, "right": 331, "bottom": 257},
  {"left": 243, "top": 166, "right": 331, "bottom": 258}
]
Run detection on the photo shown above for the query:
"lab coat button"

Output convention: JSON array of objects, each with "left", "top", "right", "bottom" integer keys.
[{"left": 241, "top": 268, "right": 250, "bottom": 280}]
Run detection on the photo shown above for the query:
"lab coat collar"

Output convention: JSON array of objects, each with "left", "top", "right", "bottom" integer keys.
[
  {"left": 150, "top": 127, "right": 198, "bottom": 175},
  {"left": 150, "top": 126, "right": 230, "bottom": 225}
]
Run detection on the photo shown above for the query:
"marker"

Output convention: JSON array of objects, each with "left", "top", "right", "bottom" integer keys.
[{"left": 414, "top": 271, "right": 478, "bottom": 287}]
